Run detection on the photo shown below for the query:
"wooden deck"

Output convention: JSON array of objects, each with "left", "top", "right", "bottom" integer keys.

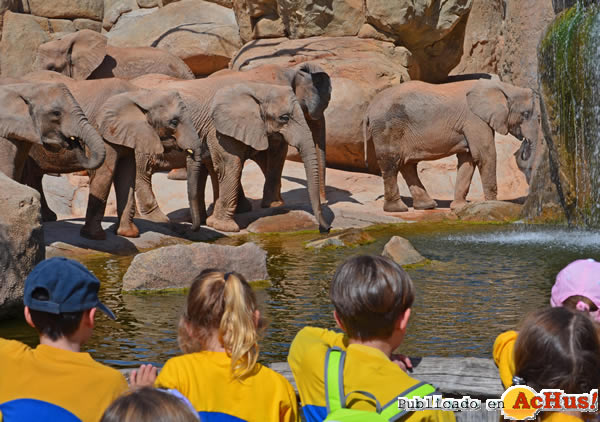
[{"left": 121, "top": 357, "right": 504, "bottom": 421}]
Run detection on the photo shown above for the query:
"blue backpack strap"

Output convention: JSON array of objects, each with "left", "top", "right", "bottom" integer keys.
[
  {"left": 324, "top": 347, "right": 346, "bottom": 413},
  {"left": 379, "top": 382, "right": 437, "bottom": 421}
]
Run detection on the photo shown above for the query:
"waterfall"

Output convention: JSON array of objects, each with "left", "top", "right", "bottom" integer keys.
[{"left": 538, "top": 1, "right": 600, "bottom": 226}]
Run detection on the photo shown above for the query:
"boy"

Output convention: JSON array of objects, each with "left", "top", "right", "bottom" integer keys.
[
  {"left": 288, "top": 255, "right": 455, "bottom": 422},
  {"left": 0, "top": 257, "right": 128, "bottom": 422}
]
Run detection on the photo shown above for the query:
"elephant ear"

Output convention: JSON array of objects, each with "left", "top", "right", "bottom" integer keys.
[
  {"left": 97, "top": 91, "right": 163, "bottom": 155},
  {"left": 293, "top": 62, "right": 332, "bottom": 118},
  {"left": 211, "top": 84, "right": 268, "bottom": 151},
  {"left": 466, "top": 80, "right": 509, "bottom": 135},
  {"left": 0, "top": 85, "right": 41, "bottom": 144},
  {"left": 69, "top": 30, "right": 107, "bottom": 80}
]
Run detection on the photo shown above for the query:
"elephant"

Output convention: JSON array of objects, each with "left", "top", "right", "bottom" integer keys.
[
  {"left": 131, "top": 63, "right": 331, "bottom": 225},
  {"left": 363, "top": 79, "right": 539, "bottom": 212},
  {"left": 132, "top": 74, "right": 330, "bottom": 233},
  {"left": 15, "top": 74, "right": 203, "bottom": 239},
  {"left": 0, "top": 81, "right": 105, "bottom": 183},
  {"left": 33, "top": 30, "right": 194, "bottom": 81}
]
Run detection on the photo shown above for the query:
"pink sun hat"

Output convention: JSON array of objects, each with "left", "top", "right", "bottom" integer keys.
[{"left": 551, "top": 259, "right": 600, "bottom": 321}]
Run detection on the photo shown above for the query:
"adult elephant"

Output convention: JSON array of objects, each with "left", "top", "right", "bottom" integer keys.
[
  {"left": 364, "top": 79, "right": 539, "bottom": 212},
  {"left": 33, "top": 30, "right": 194, "bottom": 80},
  {"left": 0, "top": 81, "right": 105, "bottom": 183},
  {"left": 20, "top": 74, "right": 203, "bottom": 239},
  {"left": 133, "top": 74, "right": 329, "bottom": 233},
  {"left": 133, "top": 63, "right": 331, "bottom": 224}
]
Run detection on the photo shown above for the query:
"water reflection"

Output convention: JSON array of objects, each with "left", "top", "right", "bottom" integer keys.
[{"left": 2, "top": 223, "right": 599, "bottom": 368}]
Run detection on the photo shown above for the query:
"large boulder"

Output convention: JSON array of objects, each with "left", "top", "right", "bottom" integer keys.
[
  {"left": 106, "top": 0, "right": 242, "bottom": 76},
  {"left": 0, "top": 173, "right": 45, "bottom": 320},
  {"left": 230, "top": 36, "right": 415, "bottom": 172},
  {"left": 455, "top": 200, "right": 523, "bottom": 222},
  {"left": 279, "top": 0, "right": 363, "bottom": 38},
  {"left": 24, "top": 0, "right": 104, "bottom": 20},
  {"left": 0, "top": 12, "right": 78, "bottom": 77},
  {"left": 382, "top": 236, "right": 426, "bottom": 267},
  {"left": 122, "top": 242, "right": 269, "bottom": 291}
]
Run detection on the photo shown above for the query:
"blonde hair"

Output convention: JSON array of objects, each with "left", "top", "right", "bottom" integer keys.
[
  {"left": 100, "top": 387, "right": 198, "bottom": 422},
  {"left": 178, "top": 269, "right": 263, "bottom": 380}
]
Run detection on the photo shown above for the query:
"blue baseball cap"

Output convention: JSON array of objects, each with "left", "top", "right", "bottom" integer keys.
[{"left": 24, "top": 257, "right": 116, "bottom": 319}]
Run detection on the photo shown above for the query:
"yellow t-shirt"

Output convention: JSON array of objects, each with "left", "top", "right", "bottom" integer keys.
[
  {"left": 493, "top": 330, "right": 517, "bottom": 390},
  {"left": 0, "top": 339, "right": 128, "bottom": 422},
  {"left": 155, "top": 351, "right": 298, "bottom": 422},
  {"left": 287, "top": 327, "right": 456, "bottom": 422}
]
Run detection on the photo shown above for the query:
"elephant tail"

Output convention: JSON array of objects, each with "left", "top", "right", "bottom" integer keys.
[{"left": 363, "top": 115, "right": 371, "bottom": 169}]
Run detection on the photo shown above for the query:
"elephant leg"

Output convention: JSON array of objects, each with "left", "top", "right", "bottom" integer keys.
[
  {"left": 81, "top": 147, "right": 119, "bottom": 240},
  {"left": 22, "top": 158, "right": 57, "bottom": 222},
  {"left": 309, "top": 117, "right": 327, "bottom": 203},
  {"left": 379, "top": 157, "right": 408, "bottom": 212},
  {"left": 399, "top": 162, "right": 437, "bottom": 210},
  {"left": 465, "top": 122, "right": 497, "bottom": 200},
  {"left": 257, "top": 142, "right": 286, "bottom": 209},
  {"left": 114, "top": 154, "right": 139, "bottom": 238},
  {"left": 135, "top": 152, "right": 170, "bottom": 223},
  {"left": 206, "top": 149, "right": 243, "bottom": 233},
  {"left": 236, "top": 184, "right": 253, "bottom": 213},
  {"left": 451, "top": 152, "right": 476, "bottom": 210}
]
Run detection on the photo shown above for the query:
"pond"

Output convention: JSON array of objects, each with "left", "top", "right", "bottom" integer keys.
[{"left": 2, "top": 222, "right": 600, "bottom": 369}]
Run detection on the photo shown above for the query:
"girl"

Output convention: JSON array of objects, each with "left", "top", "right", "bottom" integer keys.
[
  {"left": 494, "top": 259, "right": 600, "bottom": 389},
  {"left": 153, "top": 269, "right": 298, "bottom": 422},
  {"left": 501, "top": 307, "right": 600, "bottom": 421}
]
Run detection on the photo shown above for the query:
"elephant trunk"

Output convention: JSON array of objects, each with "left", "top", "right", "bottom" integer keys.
[
  {"left": 187, "top": 155, "right": 205, "bottom": 231},
  {"left": 285, "top": 109, "right": 330, "bottom": 233}
]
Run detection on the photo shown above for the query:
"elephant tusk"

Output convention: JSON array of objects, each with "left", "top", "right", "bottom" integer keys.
[
  {"left": 70, "top": 136, "right": 76, "bottom": 141},
  {"left": 186, "top": 149, "right": 194, "bottom": 155}
]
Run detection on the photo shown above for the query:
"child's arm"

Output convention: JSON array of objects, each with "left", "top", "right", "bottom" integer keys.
[{"left": 493, "top": 330, "right": 518, "bottom": 389}]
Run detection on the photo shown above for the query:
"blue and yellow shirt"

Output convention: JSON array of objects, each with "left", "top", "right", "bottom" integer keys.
[
  {"left": 155, "top": 351, "right": 298, "bottom": 422},
  {"left": 288, "top": 327, "right": 456, "bottom": 422},
  {"left": 0, "top": 339, "right": 128, "bottom": 422}
]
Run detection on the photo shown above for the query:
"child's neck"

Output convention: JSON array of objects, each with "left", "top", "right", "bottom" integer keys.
[
  {"left": 348, "top": 338, "right": 394, "bottom": 358},
  {"left": 40, "top": 335, "right": 82, "bottom": 353},
  {"left": 204, "top": 332, "right": 226, "bottom": 353}
]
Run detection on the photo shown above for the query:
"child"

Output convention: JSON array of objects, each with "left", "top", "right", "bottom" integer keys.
[
  {"left": 100, "top": 387, "right": 199, "bottom": 422},
  {"left": 504, "top": 307, "right": 600, "bottom": 421},
  {"left": 137, "top": 269, "right": 298, "bottom": 422},
  {"left": 287, "top": 255, "right": 455, "bottom": 422},
  {"left": 494, "top": 258, "right": 600, "bottom": 389},
  {"left": 0, "top": 257, "right": 129, "bottom": 422}
]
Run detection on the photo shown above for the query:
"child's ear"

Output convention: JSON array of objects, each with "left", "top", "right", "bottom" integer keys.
[
  {"left": 253, "top": 310, "right": 261, "bottom": 328},
  {"left": 24, "top": 306, "right": 35, "bottom": 328},
  {"left": 83, "top": 308, "right": 96, "bottom": 328},
  {"left": 333, "top": 310, "right": 345, "bottom": 331},
  {"left": 397, "top": 308, "right": 411, "bottom": 332}
]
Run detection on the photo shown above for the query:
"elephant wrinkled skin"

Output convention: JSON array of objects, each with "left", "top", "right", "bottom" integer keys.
[{"left": 364, "top": 79, "right": 539, "bottom": 212}]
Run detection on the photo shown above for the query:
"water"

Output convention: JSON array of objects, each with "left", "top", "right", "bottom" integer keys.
[{"left": 1, "top": 223, "right": 599, "bottom": 369}]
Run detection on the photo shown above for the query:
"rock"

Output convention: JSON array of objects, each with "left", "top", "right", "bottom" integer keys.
[
  {"left": 26, "top": 0, "right": 104, "bottom": 20},
  {"left": 230, "top": 37, "right": 416, "bottom": 173},
  {"left": 74, "top": 18, "right": 103, "bottom": 32},
  {"left": 247, "top": 210, "right": 318, "bottom": 233},
  {"left": 363, "top": 0, "right": 472, "bottom": 82},
  {"left": 106, "top": 0, "right": 242, "bottom": 76},
  {"left": 103, "top": 0, "right": 138, "bottom": 31},
  {"left": 0, "top": 173, "right": 45, "bottom": 320},
  {"left": 232, "top": 0, "right": 253, "bottom": 42},
  {"left": 382, "top": 236, "right": 426, "bottom": 266},
  {"left": 451, "top": 0, "right": 504, "bottom": 76},
  {"left": 0, "top": 0, "right": 19, "bottom": 35},
  {"left": 279, "top": 0, "right": 363, "bottom": 38},
  {"left": 455, "top": 201, "right": 523, "bottom": 222},
  {"left": 122, "top": 242, "right": 269, "bottom": 291},
  {"left": 108, "top": 7, "right": 158, "bottom": 33},
  {"left": 137, "top": 0, "right": 160, "bottom": 6},
  {"left": 305, "top": 228, "right": 375, "bottom": 249}
]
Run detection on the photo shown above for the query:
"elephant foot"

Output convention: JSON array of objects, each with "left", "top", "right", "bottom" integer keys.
[
  {"left": 260, "top": 198, "right": 284, "bottom": 209},
  {"left": 207, "top": 215, "right": 240, "bottom": 232},
  {"left": 167, "top": 168, "right": 187, "bottom": 181},
  {"left": 41, "top": 208, "right": 58, "bottom": 222},
  {"left": 80, "top": 225, "right": 106, "bottom": 241},
  {"left": 236, "top": 197, "right": 253, "bottom": 213},
  {"left": 117, "top": 223, "right": 140, "bottom": 238},
  {"left": 141, "top": 207, "right": 170, "bottom": 223},
  {"left": 450, "top": 199, "right": 468, "bottom": 211},
  {"left": 383, "top": 199, "right": 409, "bottom": 213},
  {"left": 413, "top": 198, "right": 437, "bottom": 210}
]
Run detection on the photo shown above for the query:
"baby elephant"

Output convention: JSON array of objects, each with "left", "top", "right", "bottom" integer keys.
[{"left": 364, "top": 79, "right": 539, "bottom": 212}]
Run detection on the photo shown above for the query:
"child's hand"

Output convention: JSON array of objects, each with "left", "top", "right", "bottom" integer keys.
[
  {"left": 391, "top": 354, "right": 413, "bottom": 372},
  {"left": 129, "top": 364, "right": 158, "bottom": 389}
]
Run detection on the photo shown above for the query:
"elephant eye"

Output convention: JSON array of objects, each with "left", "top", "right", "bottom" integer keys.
[
  {"left": 278, "top": 114, "right": 290, "bottom": 123},
  {"left": 522, "top": 111, "right": 530, "bottom": 119},
  {"left": 51, "top": 109, "right": 62, "bottom": 118},
  {"left": 169, "top": 118, "right": 179, "bottom": 127}
]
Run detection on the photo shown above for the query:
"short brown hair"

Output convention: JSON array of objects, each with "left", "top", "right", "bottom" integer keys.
[
  {"left": 100, "top": 387, "right": 198, "bottom": 422},
  {"left": 330, "top": 255, "right": 415, "bottom": 340},
  {"left": 514, "top": 307, "right": 600, "bottom": 394}
]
